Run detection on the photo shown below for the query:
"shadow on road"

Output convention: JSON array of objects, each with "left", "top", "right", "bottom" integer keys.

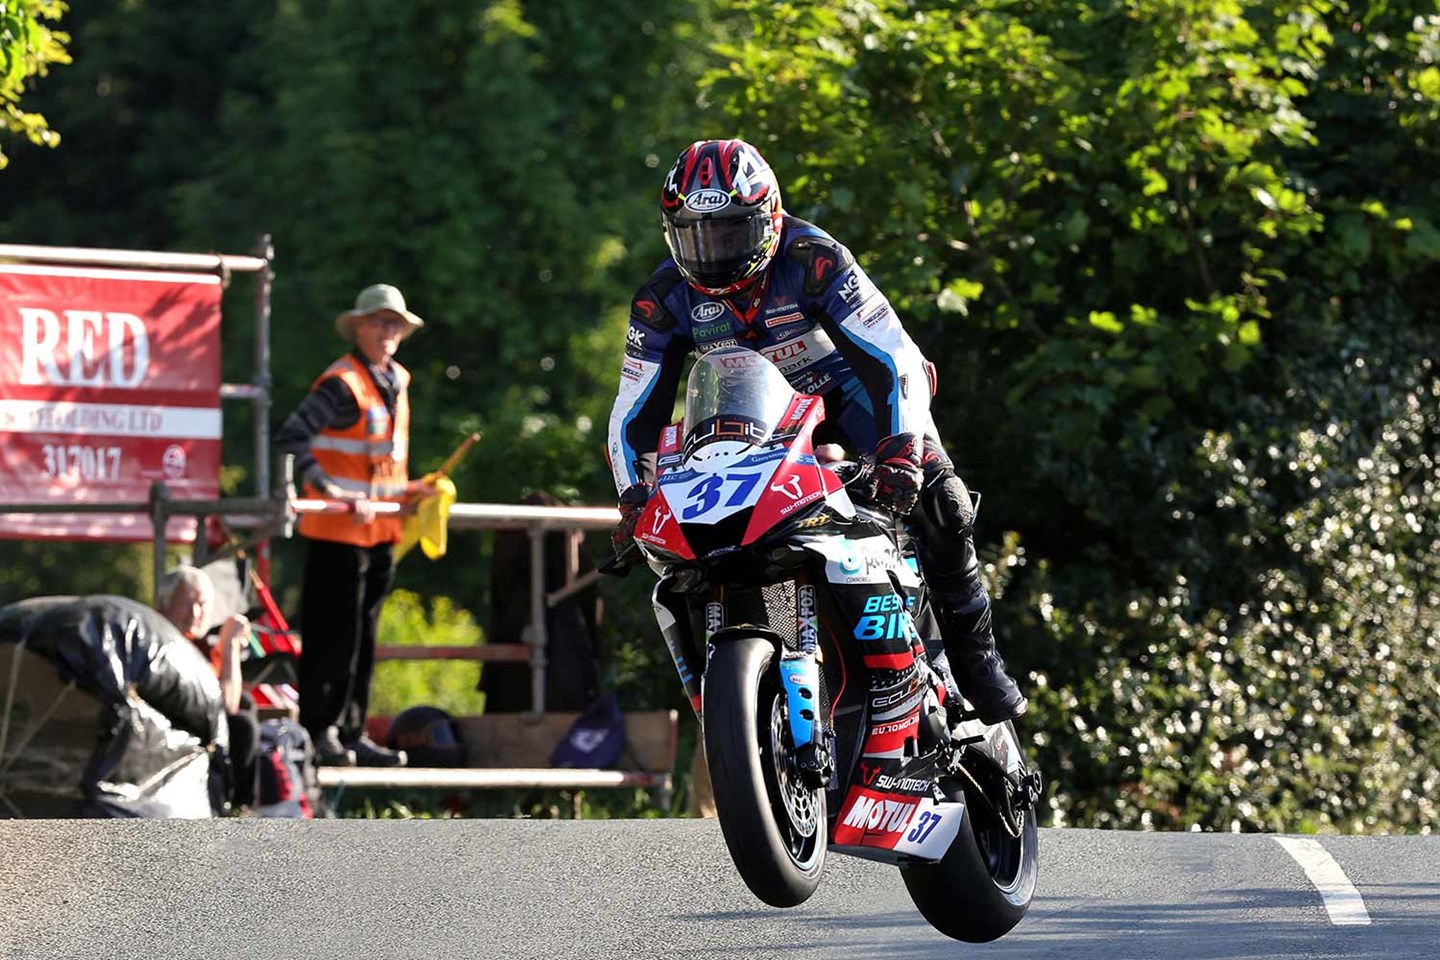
[{"left": 673, "top": 885, "right": 1440, "bottom": 959}]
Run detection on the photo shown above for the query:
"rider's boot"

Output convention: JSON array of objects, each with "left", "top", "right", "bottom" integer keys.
[
  {"left": 935, "top": 594, "right": 1027, "bottom": 726},
  {"left": 911, "top": 458, "right": 1027, "bottom": 725}
]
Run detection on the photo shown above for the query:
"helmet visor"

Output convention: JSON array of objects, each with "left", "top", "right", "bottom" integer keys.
[{"left": 665, "top": 213, "right": 769, "bottom": 287}]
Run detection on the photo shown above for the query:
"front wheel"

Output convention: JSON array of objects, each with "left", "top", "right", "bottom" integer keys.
[
  {"left": 704, "top": 635, "right": 826, "bottom": 907},
  {"left": 899, "top": 726, "right": 1039, "bottom": 941}
]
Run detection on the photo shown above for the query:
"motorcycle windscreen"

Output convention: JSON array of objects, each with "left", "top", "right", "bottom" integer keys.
[
  {"left": 657, "top": 348, "right": 797, "bottom": 527},
  {"left": 682, "top": 346, "right": 795, "bottom": 458}
]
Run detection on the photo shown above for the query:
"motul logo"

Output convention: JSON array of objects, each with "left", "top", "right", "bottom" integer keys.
[
  {"left": 842, "top": 795, "right": 917, "bottom": 834},
  {"left": 18, "top": 308, "right": 150, "bottom": 387},
  {"left": 764, "top": 341, "right": 807, "bottom": 364}
]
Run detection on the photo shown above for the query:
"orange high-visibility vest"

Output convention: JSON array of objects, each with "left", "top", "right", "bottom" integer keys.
[{"left": 297, "top": 354, "right": 411, "bottom": 547}]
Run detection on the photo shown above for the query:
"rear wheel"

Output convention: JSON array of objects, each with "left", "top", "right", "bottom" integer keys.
[
  {"left": 899, "top": 725, "right": 1039, "bottom": 941},
  {"left": 704, "top": 634, "right": 826, "bottom": 907}
]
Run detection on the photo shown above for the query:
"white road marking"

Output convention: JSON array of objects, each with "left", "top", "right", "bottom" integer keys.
[{"left": 1274, "top": 836, "right": 1372, "bottom": 926}]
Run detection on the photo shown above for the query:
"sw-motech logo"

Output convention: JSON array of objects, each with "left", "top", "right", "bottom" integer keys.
[
  {"left": 779, "top": 489, "right": 823, "bottom": 517},
  {"left": 683, "top": 189, "right": 731, "bottom": 213},
  {"left": 875, "top": 774, "right": 931, "bottom": 794},
  {"left": 691, "top": 302, "right": 727, "bottom": 324},
  {"left": 770, "top": 474, "right": 804, "bottom": 500},
  {"left": 842, "top": 795, "right": 918, "bottom": 834}
]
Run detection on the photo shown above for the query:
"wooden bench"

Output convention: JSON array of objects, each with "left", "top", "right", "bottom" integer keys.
[{"left": 315, "top": 709, "right": 679, "bottom": 808}]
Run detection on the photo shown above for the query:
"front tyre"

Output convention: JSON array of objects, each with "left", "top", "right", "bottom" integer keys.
[
  {"left": 900, "top": 725, "right": 1039, "bottom": 941},
  {"left": 704, "top": 635, "right": 826, "bottom": 907}
]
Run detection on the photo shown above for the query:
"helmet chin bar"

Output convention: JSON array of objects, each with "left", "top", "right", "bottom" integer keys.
[
  {"left": 688, "top": 270, "right": 763, "bottom": 297},
  {"left": 675, "top": 232, "right": 782, "bottom": 296}
]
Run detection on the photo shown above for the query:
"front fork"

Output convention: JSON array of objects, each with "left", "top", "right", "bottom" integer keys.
[
  {"left": 779, "top": 583, "right": 831, "bottom": 787},
  {"left": 651, "top": 577, "right": 703, "bottom": 716},
  {"left": 651, "top": 576, "right": 832, "bottom": 787}
]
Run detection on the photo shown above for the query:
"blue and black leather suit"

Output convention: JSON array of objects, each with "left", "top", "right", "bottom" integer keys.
[{"left": 607, "top": 215, "right": 999, "bottom": 680}]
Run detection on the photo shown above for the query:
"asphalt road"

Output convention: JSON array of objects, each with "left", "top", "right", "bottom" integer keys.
[{"left": 0, "top": 822, "right": 1434, "bottom": 959}]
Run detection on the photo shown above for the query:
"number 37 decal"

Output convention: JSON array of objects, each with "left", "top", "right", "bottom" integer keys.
[
  {"left": 681, "top": 471, "right": 762, "bottom": 520},
  {"left": 906, "top": 810, "right": 943, "bottom": 844}
]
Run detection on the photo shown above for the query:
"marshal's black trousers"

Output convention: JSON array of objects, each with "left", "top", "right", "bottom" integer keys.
[{"left": 298, "top": 537, "right": 395, "bottom": 742}]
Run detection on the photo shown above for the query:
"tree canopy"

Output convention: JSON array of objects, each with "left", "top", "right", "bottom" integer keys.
[
  {"left": 0, "top": 0, "right": 1435, "bottom": 830},
  {"left": 0, "top": 0, "right": 69, "bottom": 168}
]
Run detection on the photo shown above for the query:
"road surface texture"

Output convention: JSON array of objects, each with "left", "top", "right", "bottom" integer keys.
[{"left": 0, "top": 821, "right": 1434, "bottom": 959}]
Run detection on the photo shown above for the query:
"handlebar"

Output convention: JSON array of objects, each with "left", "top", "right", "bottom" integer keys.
[{"left": 599, "top": 541, "right": 643, "bottom": 577}]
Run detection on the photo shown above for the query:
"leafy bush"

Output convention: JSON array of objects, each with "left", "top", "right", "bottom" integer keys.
[
  {"left": 369, "top": 589, "right": 487, "bottom": 718},
  {"left": 711, "top": 0, "right": 1440, "bottom": 831}
]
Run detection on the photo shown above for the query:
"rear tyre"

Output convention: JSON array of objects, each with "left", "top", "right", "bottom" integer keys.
[
  {"left": 704, "top": 634, "right": 826, "bottom": 907},
  {"left": 900, "top": 726, "right": 1039, "bottom": 942}
]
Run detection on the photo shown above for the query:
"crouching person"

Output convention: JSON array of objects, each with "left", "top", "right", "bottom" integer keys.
[{"left": 158, "top": 565, "right": 260, "bottom": 811}]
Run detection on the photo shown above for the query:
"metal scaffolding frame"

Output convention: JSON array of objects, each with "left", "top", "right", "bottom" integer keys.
[{"left": 0, "top": 241, "right": 621, "bottom": 715}]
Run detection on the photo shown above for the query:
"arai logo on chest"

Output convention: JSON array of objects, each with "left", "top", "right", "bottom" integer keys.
[
  {"left": 690, "top": 301, "right": 732, "bottom": 343},
  {"left": 691, "top": 301, "right": 727, "bottom": 324}
]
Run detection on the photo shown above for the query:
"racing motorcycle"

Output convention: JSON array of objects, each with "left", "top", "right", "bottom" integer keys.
[{"left": 605, "top": 346, "right": 1042, "bottom": 942}]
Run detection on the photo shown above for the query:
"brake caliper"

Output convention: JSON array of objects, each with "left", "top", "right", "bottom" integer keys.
[{"left": 795, "top": 740, "right": 833, "bottom": 789}]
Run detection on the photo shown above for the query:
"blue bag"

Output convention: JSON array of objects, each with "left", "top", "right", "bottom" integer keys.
[{"left": 550, "top": 692, "right": 625, "bottom": 769}]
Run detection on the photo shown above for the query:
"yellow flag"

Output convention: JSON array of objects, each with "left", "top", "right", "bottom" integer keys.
[{"left": 396, "top": 474, "right": 458, "bottom": 562}]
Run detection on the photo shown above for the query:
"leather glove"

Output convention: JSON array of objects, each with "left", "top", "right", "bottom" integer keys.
[
  {"left": 869, "top": 433, "right": 923, "bottom": 515},
  {"left": 612, "top": 482, "right": 653, "bottom": 555}
]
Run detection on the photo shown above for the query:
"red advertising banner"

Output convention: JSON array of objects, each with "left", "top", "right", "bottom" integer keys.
[{"left": 0, "top": 264, "right": 223, "bottom": 541}]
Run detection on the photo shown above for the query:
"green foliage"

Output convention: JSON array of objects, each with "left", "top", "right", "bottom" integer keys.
[
  {"left": 162, "top": 0, "right": 720, "bottom": 509},
  {"left": 0, "top": 0, "right": 68, "bottom": 168},
  {"left": 711, "top": 0, "right": 1440, "bottom": 831},
  {"left": 368, "top": 588, "right": 487, "bottom": 718},
  {"left": 337, "top": 785, "right": 677, "bottom": 820},
  {"left": 0, "top": 541, "right": 153, "bottom": 607}
]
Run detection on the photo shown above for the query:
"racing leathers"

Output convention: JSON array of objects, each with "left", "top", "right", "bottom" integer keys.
[{"left": 607, "top": 215, "right": 1026, "bottom": 724}]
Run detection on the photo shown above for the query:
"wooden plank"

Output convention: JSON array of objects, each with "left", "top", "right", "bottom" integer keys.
[
  {"left": 451, "top": 710, "right": 678, "bottom": 772},
  {"left": 315, "top": 766, "right": 670, "bottom": 790}
]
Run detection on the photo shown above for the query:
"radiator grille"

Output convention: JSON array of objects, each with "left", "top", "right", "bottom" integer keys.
[{"left": 762, "top": 581, "right": 798, "bottom": 650}]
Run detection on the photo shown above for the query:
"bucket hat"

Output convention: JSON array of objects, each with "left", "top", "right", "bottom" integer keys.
[{"left": 335, "top": 284, "right": 424, "bottom": 342}]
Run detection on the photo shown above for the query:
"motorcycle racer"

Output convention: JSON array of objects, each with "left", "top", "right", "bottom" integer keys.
[{"left": 607, "top": 138, "right": 1026, "bottom": 724}]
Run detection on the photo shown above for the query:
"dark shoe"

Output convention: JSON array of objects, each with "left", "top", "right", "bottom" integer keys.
[
  {"left": 313, "top": 726, "right": 356, "bottom": 767},
  {"left": 936, "top": 606, "right": 1028, "bottom": 725},
  {"left": 347, "top": 735, "right": 408, "bottom": 768}
]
